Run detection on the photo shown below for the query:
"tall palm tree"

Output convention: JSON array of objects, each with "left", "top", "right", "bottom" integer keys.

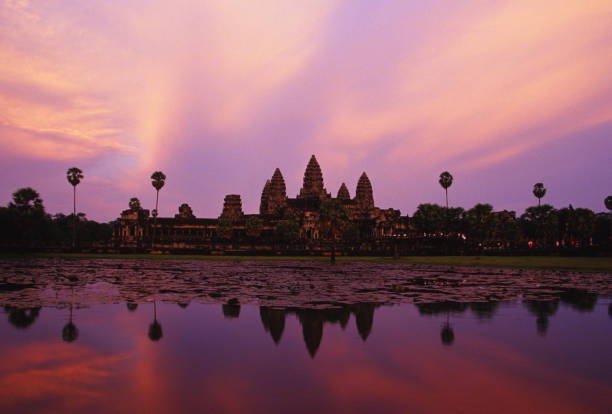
[
  {"left": 605, "top": 196, "right": 612, "bottom": 236},
  {"left": 66, "top": 167, "right": 84, "bottom": 249},
  {"left": 319, "top": 199, "right": 349, "bottom": 264},
  {"left": 533, "top": 182, "right": 546, "bottom": 206},
  {"left": 439, "top": 171, "right": 453, "bottom": 209},
  {"left": 150, "top": 171, "right": 166, "bottom": 248}
]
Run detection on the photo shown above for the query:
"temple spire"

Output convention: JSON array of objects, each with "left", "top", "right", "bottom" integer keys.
[
  {"left": 298, "top": 154, "right": 328, "bottom": 200},
  {"left": 266, "top": 169, "right": 288, "bottom": 215},
  {"left": 337, "top": 183, "right": 350, "bottom": 200},
  {"left": 260, "top": 179, "right": 271, "bottom": 215},
  {"left": 355, "top": 172, "right": 374, "bottom": 211}
]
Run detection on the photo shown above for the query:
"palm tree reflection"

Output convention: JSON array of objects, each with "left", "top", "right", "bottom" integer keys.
[
  {"left": 441, "top": 316, "right": 455, "bottom": 346},
  {"left": 62, "top": 304, "right": 79, "bottom": 343},
  {"left": 416, "top": 301, "right": 468, "bottom": 347},
  {"left": 5, "top": 306, "right": 41, "bottom": 329},
  {"left": 525, "top": 300, "right": 559, "bottom": 336},
  {"left": 62, "top": 287, "right": 78, "bottom": 343},
  {"left": 148, "top": 301, "right": 163, "bottom": 342}
]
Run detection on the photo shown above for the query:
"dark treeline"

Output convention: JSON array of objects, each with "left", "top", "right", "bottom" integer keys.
[
  {"left": 0, "top": 187, "right": 113, "bottom": 247},
  {"left": 1, "top": 185, "right": 611, "bottom": 253},
  {"left": 411, "top": 202, "right": 611, "bottom": 250}
]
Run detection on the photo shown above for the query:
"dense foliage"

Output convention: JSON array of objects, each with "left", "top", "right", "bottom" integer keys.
[{"left": 0, "top": 188, "right": 113, "bottom": 246}]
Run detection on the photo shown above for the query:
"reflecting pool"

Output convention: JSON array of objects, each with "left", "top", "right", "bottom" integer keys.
[{"left": 1, "top": 259, "right": 611, "bottom": 413}]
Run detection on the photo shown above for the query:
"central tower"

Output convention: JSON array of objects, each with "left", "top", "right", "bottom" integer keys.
[{"left": 297, "top": 155, "right": 329, "bottom": 200}]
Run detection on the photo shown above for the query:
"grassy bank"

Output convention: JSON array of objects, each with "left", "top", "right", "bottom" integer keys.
[{"left": 1, "top": 252, "right": 611, "bottom": 272}]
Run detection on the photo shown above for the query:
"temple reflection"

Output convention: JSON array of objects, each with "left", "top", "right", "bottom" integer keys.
[
  {"left": 470, "top": 302, "right": 499, "bottom": 319},
  {"left": 259, "top": 307, "right": 286, "bottom": 345},
  {"left": 222, "top": 299, "right": 241, "bottom": 319},
  {"left": 259, "top": 304, "right": 379, "bottom": 357}
]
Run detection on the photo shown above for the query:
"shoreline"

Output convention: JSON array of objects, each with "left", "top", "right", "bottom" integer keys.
[{"left": 1, "top": 253, "right": 611, "bottom": 273}]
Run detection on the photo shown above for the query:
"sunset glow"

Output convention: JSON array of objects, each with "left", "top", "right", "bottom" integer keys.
[{"left": 1, "top": 0, "right": 611, "bottom": 220}]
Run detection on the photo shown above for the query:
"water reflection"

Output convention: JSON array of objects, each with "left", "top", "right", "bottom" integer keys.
[
  {"left": 4, "top": 306, "right": 41, "bottom": 329},
  {"left": 62, "top": 304, "right": 79, "bottom": 343},
  {"left": 441, "top": 318, "right": 454, "bottom": 346},
  {"left": 1, "top": 294, "right": 612, "bottom": 413},
  {"left": 0, "top": 287, "right": 607, "bottom": 356},
  {"left": 258, "top": 304, "right": 379, "bottom": 357},
  {"left": 222, "top": 299, "right": 241, "bottom": 319},
  {"left": 148, "top": 301, "right": 163, "bottom": 342},
  {"left": 416, "top": 302, "right": 465, "bottom": 346},
  {"left": 525, "top": 300, "right": 559, "bottom": 336},
  {"left": 560, "top": 288, "right": 598, "bottom": 312}
]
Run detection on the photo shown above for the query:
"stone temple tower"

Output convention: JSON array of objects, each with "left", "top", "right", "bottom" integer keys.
[
  {"left": 220, "top": 194, "right": 244, "bottom": 221},
  {"left": 355, "top": 172, "right": 374, "bottom": 211},
  {"left": 260, "top": 180, "right": 271, "bottom": 215},
  {"left": 297, "top": 155, "right": 329, "bottom": 200},
  {"left": 261, "top": 168, "right": 288, "bottom": 215}
]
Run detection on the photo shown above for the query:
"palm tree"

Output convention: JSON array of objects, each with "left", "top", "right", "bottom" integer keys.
[
  {"left": 319, "top": 199, "right": 349, "bottom": 264},
  {"left": 438, "top": 171, "right": 453, "bottom": 209},
  {"left": 129, "top": 197, "right": 141, "bottom": 212},
  {"left": 150, "top": 171, "right": 166, "bottom": 248},
  {"left": 533, "top": 182, "right": 546, "bottom": 206},
  {"left": 605, "top": 196, "right": 612, "bottom": 236},
  {"left": 67, "top": 167, "right": 84, "bottom": 249}
]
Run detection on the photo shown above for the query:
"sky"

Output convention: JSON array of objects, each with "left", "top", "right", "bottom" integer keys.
[{"left": 1, "top": 0, "right": 611, "bottom": 222}]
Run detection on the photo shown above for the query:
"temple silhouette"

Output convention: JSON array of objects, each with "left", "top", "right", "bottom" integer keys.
[{"left": 114, "top": 155, "right": 405, "bottom": 252}]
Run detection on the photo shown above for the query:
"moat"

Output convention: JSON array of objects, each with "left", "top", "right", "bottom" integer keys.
[{"left": 1, "top": 259, "right": 612, "bottom": 413}]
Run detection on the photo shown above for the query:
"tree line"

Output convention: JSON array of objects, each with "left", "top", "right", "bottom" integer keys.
[{"left": 1, "top": 167, "right": 611, "bottom": 253}]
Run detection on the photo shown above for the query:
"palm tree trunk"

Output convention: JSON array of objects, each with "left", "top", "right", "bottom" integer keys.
[
  {"left": 72, "top": 186, "right": 76, "bottom": 250},
  {"left": 152, "top": 190, "right": 159, "bottom": 249},
  {"left": 538, "top": 198, "right": 541, "bottom": 207},
  {"left": 445, "top": 188, "right": 448, "bottom": 209}
]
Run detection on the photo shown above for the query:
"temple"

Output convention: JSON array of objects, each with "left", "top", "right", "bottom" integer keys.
[{"left": 114, "top": 155, "right": 405, "bottom": 252}]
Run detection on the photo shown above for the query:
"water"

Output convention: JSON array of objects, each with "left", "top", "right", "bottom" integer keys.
[{"left": 1, "top": 259, "right": 612, "bottom": 413}]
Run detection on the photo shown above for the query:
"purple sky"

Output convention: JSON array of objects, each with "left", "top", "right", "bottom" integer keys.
[{"left": 1, "top": 1, "right": 611, "bottom": 221}]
